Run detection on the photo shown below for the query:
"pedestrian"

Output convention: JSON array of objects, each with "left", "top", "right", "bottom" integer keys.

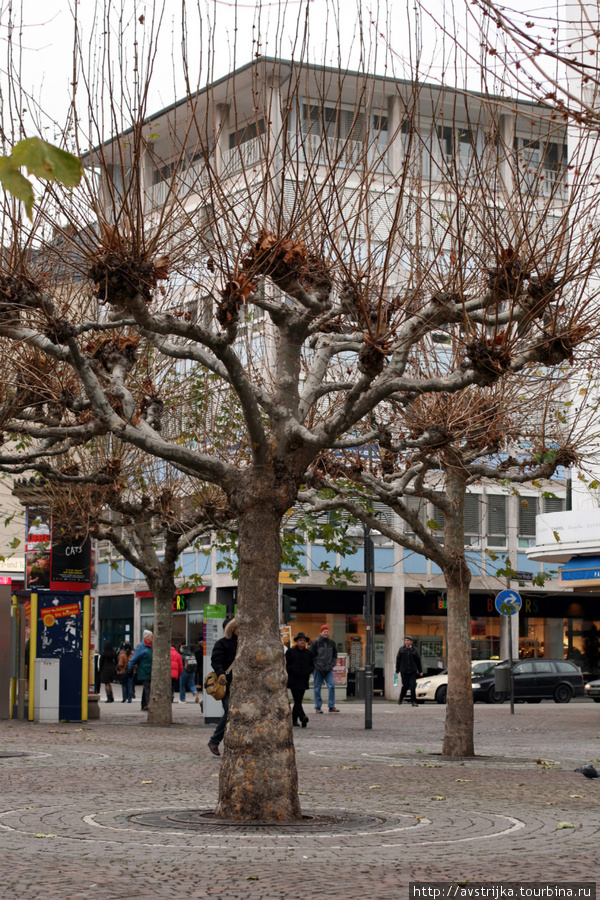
[
  {"left": 207, "top": 618, "right": 238, "bottom": 757},
  {"left": 311, "top": 624, "right": 340, "bottom": 713},
  {"left": 128, "top": 630, "right": 153, "bottom": 711},
  {"left": 171, "top": 644, "right": 184, "bottom": 701},
  {"left": 98, "top": 640, "right": 118, "bottom": 702},
  {"left": 286, "top": 632, "right": 313, "bottom": 727},
  {"left": 117, "top": 641, "right": 134, "bottom": 703},
  {"left": 395, "top": 635, "right": 423, "bottom": 707},
  {"left": 179, "top": 644, "right": 200, "bottom": 702}
]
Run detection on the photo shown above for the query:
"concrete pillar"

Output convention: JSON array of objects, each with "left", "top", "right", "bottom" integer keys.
[
  {"left": 384, "top": 581, "right": 404, "bottom": 699},
  {"left": 544, "top": 617, "right": 564, "bottom": 659}
]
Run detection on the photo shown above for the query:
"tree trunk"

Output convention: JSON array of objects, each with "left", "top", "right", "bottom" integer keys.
[
  {"left": 441, "top": 466, "right": 474, "bottom": 758},
  {"left": 215, "top": 494, "right": 300, "bottom": 821},
  {"left": 147, "top": 581, "right": 174, "bottom": 727}
]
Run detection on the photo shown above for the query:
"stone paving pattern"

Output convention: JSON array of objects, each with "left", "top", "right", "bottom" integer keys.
[{"left": 1, "top": 696, "right": 599, "bottom": 899}]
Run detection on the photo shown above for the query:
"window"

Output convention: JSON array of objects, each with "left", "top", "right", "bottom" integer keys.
[
  {"left": 436, "top": 126, "right": 473, "bottom": 176},
  {"left": 518, "top": 496, "right": 538, "bottom": 548},
  {"left": 487, "top": 495, "right": 507, "bottom": 547},
  {"left": 430, "top": 493, "right": 445, "bottom": 544},
  {"left": 544, "top": 496, "right": 565, "bottom": 514},
  {"left": 229, "top": 119, "right": 265, "bottom": 149},
  {"left": 404, "top": 495, "right": 427, "bottom": 537},
  {"left": 534, "top": 660, "right": 554, "bottom": 673},
  {"left": 302, "top": 105, "right": 366, "bottom": 142},
  {"left": 513, "top": 660, "right": 535, "bottom": 675},
  {"left": 464, "top": 493, "right": 482, "bottom": 546}
]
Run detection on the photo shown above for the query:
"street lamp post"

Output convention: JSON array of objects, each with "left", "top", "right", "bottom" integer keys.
[{"left": 363, "top": 522, "right": 375, "bottom": 731}]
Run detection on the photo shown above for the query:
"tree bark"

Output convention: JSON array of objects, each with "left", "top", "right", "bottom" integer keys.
[
  {"left": 441, "top": 466, "right": 474, "bottom": 758},
  {"left": 147, "top": 580, "right": 174, "bottom": 727},
  {"left": 215, "top": 488, "right": 300, "bottom": 821}
]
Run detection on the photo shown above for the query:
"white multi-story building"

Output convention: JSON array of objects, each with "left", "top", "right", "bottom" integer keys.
[{"left": 92, "top": 58, "right": 594, "bottom": 695}]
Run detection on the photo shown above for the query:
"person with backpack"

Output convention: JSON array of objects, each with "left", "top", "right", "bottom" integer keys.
[{"left": 179, "top": 644, "right": 200, "bottom": 703}]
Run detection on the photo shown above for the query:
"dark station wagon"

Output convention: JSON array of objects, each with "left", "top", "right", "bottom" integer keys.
[{"left": 472, "top": 658, "right": 585, "bottom": 704}]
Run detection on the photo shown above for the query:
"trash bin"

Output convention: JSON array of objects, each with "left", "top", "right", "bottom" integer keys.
[
  {"left": 494, "top": 666, "right": 511, "bottom": 693},
  {"left": 355, "top": 667, "right": 366, "bottom": 699}
]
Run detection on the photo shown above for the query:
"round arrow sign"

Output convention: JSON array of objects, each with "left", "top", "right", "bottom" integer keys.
[{"left": 495, "top": 589, "right": 522, "bottom": 616}]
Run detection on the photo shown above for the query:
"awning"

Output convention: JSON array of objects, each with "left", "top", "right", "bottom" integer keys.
[{"left": 559, "top": 556, "right": 600, "bottom": 588}]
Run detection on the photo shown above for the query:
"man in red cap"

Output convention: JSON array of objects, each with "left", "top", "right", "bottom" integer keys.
[{"left": 311, "top": 624, "right": 339, "bottom": 713}]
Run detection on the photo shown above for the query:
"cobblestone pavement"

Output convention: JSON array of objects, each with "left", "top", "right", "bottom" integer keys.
[{"left": 1, "top": 697, "right": 599, "bottom": 899}]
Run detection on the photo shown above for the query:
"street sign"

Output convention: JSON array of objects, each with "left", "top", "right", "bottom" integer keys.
[
  {"left": 495, "top": 589, "right": 522, "bottom": 617},
  {"left": 514, "top": 571, "right": 533, "bottom": 582}
]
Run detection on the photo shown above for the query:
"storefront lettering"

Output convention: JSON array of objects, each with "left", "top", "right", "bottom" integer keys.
[
  {"left": 524, "top": 598, "right": 539, "bottom": 614},
  {"left": 173, "top": 595, "right": 187, "bottom": 611}
]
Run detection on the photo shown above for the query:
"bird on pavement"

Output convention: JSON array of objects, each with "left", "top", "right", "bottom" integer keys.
[{"left": 574, "top": 764, "right": 600, "bottom": 779}]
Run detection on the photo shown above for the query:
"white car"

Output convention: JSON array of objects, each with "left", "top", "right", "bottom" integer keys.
[{"left": 415, "top": 659, "right": 500, "bottom": 704}]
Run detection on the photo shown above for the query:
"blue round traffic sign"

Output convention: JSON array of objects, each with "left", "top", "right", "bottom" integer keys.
[{"left": 495, "top": 589, "right": 522, "bottom": 616}]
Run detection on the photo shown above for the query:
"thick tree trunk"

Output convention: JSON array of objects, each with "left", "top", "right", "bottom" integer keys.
[
  {"left": 441, "top": 466, "right": 474, "bottom": 758},
  {"left": 147, "top": 581, "right": 174, "bottom": 727},
  {"left": 215, "top": 494, "right": 300, "bottom": 821}
]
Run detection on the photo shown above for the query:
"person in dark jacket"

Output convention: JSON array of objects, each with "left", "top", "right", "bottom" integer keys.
[
  {"left": 311, "top": 625, "right": 339, "bottom": 713},
  {"left": 99, "top": 641, "right": 118, "bottom": 703},
  {"left": 128, "top": 630, "right": 153, "bottom": 711},
  {"left": 286, "top": 632, "right": 313, "bottom": 727},
  {"left": 395, "top": 636, "right": 423, "bottom": 707},
  {"left": 207, "top": 618, "right": 238, "bottom": 757}
]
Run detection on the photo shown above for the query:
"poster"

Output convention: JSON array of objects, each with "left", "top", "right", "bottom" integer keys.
[
  {"left": 50, "top": 530, "right": 92, "bottom": 591},
  {"left": 25, "top": 507, "right": 92, "bottom": 592},
  {"left": 25, "top": 507, "right": 51, "bottom": 590}
]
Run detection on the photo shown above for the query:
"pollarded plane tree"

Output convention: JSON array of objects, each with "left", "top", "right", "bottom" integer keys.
[
  {"left": 1, "top": 5, "right": 600, "bottom": 820},
  {"left": 303, "top": 362, "right": 597, "bottom": 758}
]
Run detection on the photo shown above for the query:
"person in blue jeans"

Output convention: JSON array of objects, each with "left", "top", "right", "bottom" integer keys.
[
  {"left": 311, "top": 625, "right": 340, "bottom": 713},
  {"left": 179, "top": 644, "right": 200, "bottom": 702}
]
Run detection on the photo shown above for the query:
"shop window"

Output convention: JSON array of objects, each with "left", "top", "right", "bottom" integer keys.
[
  {"left": 519, "top": 496, "right": 538, "bottom": 548},
  {"left": 487, "top": 495, "right": 507, "bottom": 547}
]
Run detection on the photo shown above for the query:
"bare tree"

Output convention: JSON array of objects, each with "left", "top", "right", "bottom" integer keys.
[
  {"left": 1, "top": 2, "right": 600, "bottom": 820},
  {"left": 304, "top": 371, "right": 595, "bottom": 757},
  {"left": 5, "top": 439, "right": 231, "bottom": 727}
]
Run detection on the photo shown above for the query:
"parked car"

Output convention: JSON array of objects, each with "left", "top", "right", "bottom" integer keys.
[
  {"left": 472, "top": 658, "right": 584, "bottom": 704},
  {"left": 584, "top": 678, "right": 600, "bottom": 702},
  {"left": 415, "top": 660, "right": 499, "bottom": 704}
]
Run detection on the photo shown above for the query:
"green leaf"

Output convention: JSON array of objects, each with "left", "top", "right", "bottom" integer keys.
[
  {"left": 556, "top": 822, "right": 576, "bottom": 830},
  {"left": 0, "top": 156, "right": 35, "bottom": 218},
  {"left": 12, "top": 138, "right": 82, "bottom": 187},
  {"left": 426, "top": 519, "right": 441, "bottom": 531}
]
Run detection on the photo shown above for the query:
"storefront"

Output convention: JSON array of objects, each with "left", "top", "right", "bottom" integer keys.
[
  {"left": 138, "top": 587, "right": 209, "bottom": 647},
  {"left": 280, "top": 587, "right": 386, "bottom": 695},
  {"left": 405, "top": 589, "right": 600, "bottom": 670}
]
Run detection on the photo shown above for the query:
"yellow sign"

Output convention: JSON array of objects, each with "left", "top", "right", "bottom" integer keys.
[{"left": 278, "top": 572, "right": 295, "bottom": 584}]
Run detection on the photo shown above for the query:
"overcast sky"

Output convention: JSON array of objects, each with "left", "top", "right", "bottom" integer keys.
[{"left": 1, "top": 0, "right": 574, "bottom": 141}]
